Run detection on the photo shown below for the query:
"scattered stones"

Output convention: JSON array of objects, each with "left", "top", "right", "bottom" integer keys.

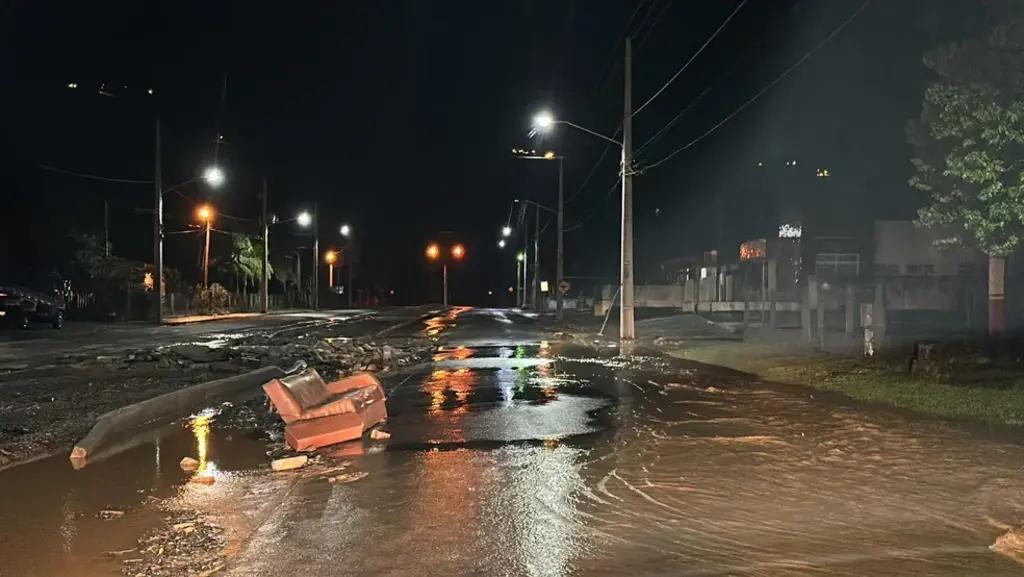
[
  {"left": 179, "top": 457, "right": 200, "bottom": 472},
  {"left": 327, "top": 471, "right": 368, "bottom": 484},
  {"left": 369, "top": 429, "right": 391, "bottom": 440},
  {"left": 125, "top": 514, "right": 226, "bottom": 577},
  {"left": 189, "top": 475, "right": 216, "bottom": 485},
  {"left": 271, "top": 455, "right": 308, "bottom": 471}
]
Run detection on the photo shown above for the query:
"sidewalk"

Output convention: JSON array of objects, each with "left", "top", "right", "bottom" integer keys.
[{"left": 163, "top": 309, "right": 309, "bottom": 325}]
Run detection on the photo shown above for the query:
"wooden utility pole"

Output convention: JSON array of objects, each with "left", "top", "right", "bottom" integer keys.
[{"left": 620, "top": 36, "right": 635, "bottom": 340}]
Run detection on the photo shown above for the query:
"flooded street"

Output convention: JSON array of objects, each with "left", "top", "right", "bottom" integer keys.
[{"left": 3, "top": 307, "right": 1024, "bottom": 575}]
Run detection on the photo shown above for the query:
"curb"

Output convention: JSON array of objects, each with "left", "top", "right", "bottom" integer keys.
[{"left": 69, "top": 360, "right": 308, "bottom": 470}]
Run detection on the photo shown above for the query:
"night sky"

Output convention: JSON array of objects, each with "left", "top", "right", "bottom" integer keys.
[{"left": 0, "top": 0, "right": 1006, "bottom": 305}]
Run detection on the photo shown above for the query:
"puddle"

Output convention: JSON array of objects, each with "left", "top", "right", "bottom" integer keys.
[{"left": 0, "top": 412, "right": 269, "bottom": 577}]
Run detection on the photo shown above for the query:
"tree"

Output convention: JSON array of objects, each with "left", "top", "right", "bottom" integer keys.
[
  {"left": 224, "top": 234, "right": 272, "bottom": 296},
  {"left": 909, "top": 19, "right": 1024, "bottom": 333}
]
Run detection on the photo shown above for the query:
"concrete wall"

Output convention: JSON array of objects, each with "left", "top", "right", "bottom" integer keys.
[{"left": 875, "top": 221, "right": 979, "bottom": 276}]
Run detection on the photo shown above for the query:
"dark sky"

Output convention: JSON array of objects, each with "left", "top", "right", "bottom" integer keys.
[{"left": 0, "top": 0, "right": 1007, "bottom": 304}]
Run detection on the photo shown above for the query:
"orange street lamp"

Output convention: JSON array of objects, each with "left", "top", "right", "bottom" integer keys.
[
  {"left": 196, "top": 205, "right": 215, "bottom": 288},
  {"left": 451, "top": 244, "right": 465, "bottom": 260},
  {"left": 325, "top": 250, "right": 337, "bottom": 288},
  {"left": 426, "top": 243, "right": 440, "bottom": 260}
]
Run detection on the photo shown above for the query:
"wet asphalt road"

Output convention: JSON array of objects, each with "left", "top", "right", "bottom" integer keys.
[
  {"left": 4, "top": 307, "right": 1024, "bottom": 575},
  {"left": 0, "top": 308, "right": 422, "bottom": 366}
]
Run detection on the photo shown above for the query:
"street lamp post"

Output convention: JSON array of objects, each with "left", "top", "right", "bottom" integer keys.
[
  {"left": 426, "top": 242, "right": 464, "bottom": 306},
  {"left": 516, "top": 251, "right": 525, "bottom": 308},
  {"left": 532, "top": 105, "right": 632, "bottom": 339},
  {"left": 340, "top": 224, "right": 353, "bottom": 307},
  {"left": 197, "top": 205, "right": 214, "bottom": 288},
  {"left": 296, "top": 207, "right": 319, "bottom": 309},
  {"left": 325, "top": 250, "right": 337, "bottom": 288},
  {"left": 511, "top": 150, "right": 564, "bottom": 319}
]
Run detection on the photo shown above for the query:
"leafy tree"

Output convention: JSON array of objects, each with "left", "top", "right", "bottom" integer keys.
[
  {"left": 224, "top": 234, "right": 272, "bottom": 295},
  {"left": 909, "top": 19, "right": 1024, "bottom": 332}
]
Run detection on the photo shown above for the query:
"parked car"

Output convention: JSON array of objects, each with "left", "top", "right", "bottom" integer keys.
[{"left": 0, "top": 285, "right": 65, "bottom": 329}]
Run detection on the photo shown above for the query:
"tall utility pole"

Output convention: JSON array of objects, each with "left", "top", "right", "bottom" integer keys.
[
  {"left": 103, "top": 200, "right": 110, "bottom": 257},
  {"left": 620, "top": 36, "right": 636, "bottom": 341},
  {"left": 522, "top": 208, "right": 530, "bottom": 308},
  {"left": 260, "top": 177, "right": 269, "bottom": 314},
  {"left": 347, "top": 251, "right": 354, "bottom": 307},
  {"left": 556, "top": 158, "right": 564, "bottom": 321},
  {"left": 202, "top": 218, "right": 212, "bottom": 289},
  {"left": 312, "top": 202, "right": 319, "bottom": 309},
  {"left": 533, "top": 202, "right": 540, "bottom": 310},
  {"left": 154, "top": 119, "right": 163, "bottom": 324},
  {"left": 442, "top": 263, "right": 449, "bottom": 307}
]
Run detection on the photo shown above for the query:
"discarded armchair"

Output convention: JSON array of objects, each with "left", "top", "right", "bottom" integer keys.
[{"left": 263, "top": 368, "right": 387, "bottom": 451}]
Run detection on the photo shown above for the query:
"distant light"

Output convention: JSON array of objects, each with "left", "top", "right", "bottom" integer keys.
[
  {"left": 533, "top": 111, "right": 555, "bottom": 130},
  {"left": 508, "top": 286, "right": 514, "bottom": 293},
  {"left": 498, "top": 239, "right": 506, "bottom": 248},
  {"left": 340, "top": 224, "right": 351, "bottom": 237},
  {"left": 516, "top": 252, "right": 525, "bottom": 262},
  {"left": 540, "top": 281, "right": 549, "bottom": 293},
  {"left": 147, "top": 88, "right": 153, "bottom": 95},
  {"left": 426, "top": 243, "right": 440, "bottom": 260},
  {"left": 451, "top": 244, "right": 465, "bottom": 260},
  {"left": 501, "top": 226, "right": 512, "bottom": 237},
  {"left": 197, "top": 205, "right": 214, "bottom": 222},
  {"left": 791, "top": 160, "right": 797, "bottom": 166},
  {"left": 390, "top": 289, "right": 395, "bottom": 295},
  {"left": 488, "top": 290, "right": 493, "bottom": 296},
  {"left": 778, "top": 224, "right": 802, "bottom": 239},
  {"left": 67, "top": 82, "right": 78, "bottom": 89},
  {"left": 324, "top": 251, "right": 337, "bottom": 264},
  {"left": 296, "top": 211, "right": 312, "bottom": 227},
  {"left": 203, "top": 166, "right": 225, "bottom": 187},
  {"left": 543, "top": 151, "right": 555, "bottom": 160},
  {"left": 757, "top": 161, "right": 763, "bottom": 167}
]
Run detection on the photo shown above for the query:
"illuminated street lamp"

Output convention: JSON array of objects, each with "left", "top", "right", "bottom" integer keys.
[
  {"left": 530, "top": 107, "right": 632, "bottom": 337},
  {"left": 196, "top": 205, "right": 215, "bottom": 289},
  {"left": 515, "top": 251, "right": 526, "bottom": 309},
  {"left": 426, "top": 242, "right": 464, "bottom": 307},
  {"left": 295, "top": 206, "right": 320, "bottom": 309},
  {"left": 340, "top": 224, "right": 351, "bottom": 237},
  {"left": 501, "top": 226, "right": 512, "bottom": 237},
  {"left": 325, "top": 250, "right": 337, "bottom": 288},
  {"left": 498, "top": 239, "right": 506, "bottom": 248},
  {"left": 154, "top": 165, "right": 225, "bottom": 324},
  {"left": 202, "top": 166, "right": 225, "bottom": 188}
]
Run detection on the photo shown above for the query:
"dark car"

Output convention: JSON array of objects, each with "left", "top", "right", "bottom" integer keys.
[{"left": 0, "top": 285, "right": 66, "bottom": 329}]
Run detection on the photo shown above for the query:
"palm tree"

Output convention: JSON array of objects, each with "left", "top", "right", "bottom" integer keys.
[{"left": 226, "top": 235, "right": 272, "bottom": 297}]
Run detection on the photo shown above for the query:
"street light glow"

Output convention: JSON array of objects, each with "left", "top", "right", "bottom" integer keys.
[
  {"left": 501, "top": 226, "right": 512, "bottom": 237},
  {"left": 324, "top": 251, "right": 337, "bottom": 264},
  {"left": 340, "top": 224, "right": 351, "bottom": 237},
  {"left": 498, "top": 239, "right": 506, "bottom": 248},
  {"left": 516, "top": 252, "right": 525, "bottom": 262},
  {"left": 296, "top": 211, "right": 312, "bottom": 227},
  {"left": 452, "top": 244, "right": 465, "bottom": 260},
  {"left": 426, "top": 243, "right": 440, "bottom": 260},
  {"left": 203, "top": 166, "right": 225, "bottom": 188},
  {"left": 543, "top": 151, "right": 556, "bottom": 160},
  {"left": 533, "top": 111, "right": 554, "bottom": 130},
  {"left": 196, "top": 205, "right": 214, "bottom": 222}
]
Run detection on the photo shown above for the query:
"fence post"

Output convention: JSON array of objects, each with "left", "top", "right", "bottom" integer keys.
[{"left": 845, "top": 283, "right": 856, "bottom": 338}]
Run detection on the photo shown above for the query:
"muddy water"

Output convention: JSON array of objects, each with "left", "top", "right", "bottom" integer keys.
[
  {"left": 224, "top": 337, "right": 1024, "bottom": 576},
  {"left": 0, "top": 413, "right": 270, "bottom": 577}
]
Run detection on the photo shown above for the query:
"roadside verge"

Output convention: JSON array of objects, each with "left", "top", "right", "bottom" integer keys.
[{"left": 668, "top": 339, "right": 1024, "bottom": 427}]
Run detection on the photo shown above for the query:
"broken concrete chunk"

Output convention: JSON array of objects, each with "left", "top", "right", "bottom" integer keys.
[
  {"left": 369, "top": 429, "right": 391, "bottom": 440},
  {"left": 179, "top": 457, "right": 200, "bottom": 472},
  {"left": 189, "top": 475, "right": 216, "bottom": 485},
  {"left": 271, "top": 455, "right": 309, "bottom": 472}
]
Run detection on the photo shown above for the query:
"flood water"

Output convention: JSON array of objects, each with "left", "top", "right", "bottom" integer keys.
[
  {"left": 5, "top": 306, "right": 1024, "bottom": 576},
  {"left": 222, "top": 317, "right": 1024, "bottom": 577},
  {"left": 0, "top": 412, "right": 270, "bottom": 577}
]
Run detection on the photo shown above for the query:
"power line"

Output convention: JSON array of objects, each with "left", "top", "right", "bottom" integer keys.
[
  {"left": 632, "top": 0, "right": 749, "bottom": 118},
  {"left": 593, "top": 1, "right": 652, "bottom": 92},
  {"left": 563, "top": 177, "right": 621, "bottom": 233},
  {"left": 640, "top": 1, "right": 871, "bottom": 172},
  {"left": 37, "top": 164, "right": 153, "bottom": 184},
  {"left": 636, "top": 0, "right": 674, "bottom": 48},
  {"left": 635, "top": 0, "right": 808, "bottom": 157}
]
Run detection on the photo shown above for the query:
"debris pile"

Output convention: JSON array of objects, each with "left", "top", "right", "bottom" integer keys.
[{"left": 119, "top": 514, "right": 226, "bottom": 577}]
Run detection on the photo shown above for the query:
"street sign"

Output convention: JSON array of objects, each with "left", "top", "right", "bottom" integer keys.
[
  {"left": 558, "top": 280, "right": 571, "bottom": 294},
  {"left": 540, "top": 281, "right": 549, "bottom": 293}
]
